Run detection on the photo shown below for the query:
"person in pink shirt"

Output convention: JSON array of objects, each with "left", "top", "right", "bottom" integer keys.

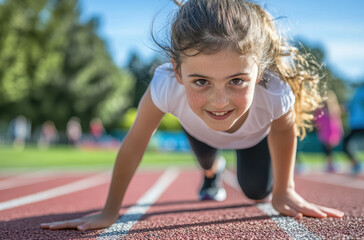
[
  {"left": 90, "top": 117, "right": 105, "bottom": 141},
  {"left": 314, "top": 91, "right": 343, "bottom": 172}
]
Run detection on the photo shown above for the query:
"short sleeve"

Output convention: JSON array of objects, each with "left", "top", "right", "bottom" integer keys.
[
  {"left": 262, "top": 70, "right": 295, "bottom": 119},
  {"left": 274, "top": 88, "right": 295, "bottom": 119},
  {"left": 149, "top": 64, "right": 172, "bottom": 113}
]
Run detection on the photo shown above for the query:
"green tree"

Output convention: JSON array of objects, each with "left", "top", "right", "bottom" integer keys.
[
  {"left": 0, "top": 0, "right": 133, "bottom": 131},
  {"left": 120, "top": 107, "right": 181, "bottom": 131},
  {"left": 0, "top": 0, "right": 48, "bottom": 106},
  {"left": 127, "top": 52, "right": 164, "bottom": 107}
]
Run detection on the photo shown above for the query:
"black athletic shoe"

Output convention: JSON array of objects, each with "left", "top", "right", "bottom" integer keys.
[{"left": 199, "top": 156, "right": 226, "bottom": 201}]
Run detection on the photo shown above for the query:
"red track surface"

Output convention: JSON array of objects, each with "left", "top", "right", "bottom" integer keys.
[{"left": 0, "top": 168, "right": 363, "bottom": 239}]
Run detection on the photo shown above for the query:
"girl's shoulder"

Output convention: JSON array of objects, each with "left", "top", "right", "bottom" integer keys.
[
  {"left": 259, "top": 69, "right": 292, "bottom": 96},
  {"left": 150, "top": 63, "right": 184, "bottom": 114},
  {"left": 150, "top": 63, "right": 177, "bottom": 91},
  {"left": 255, "top": 69, "right": 295, "bottom": 119},
  {"left": 154, "top": 63, "right": 175, "bottom": 78}
]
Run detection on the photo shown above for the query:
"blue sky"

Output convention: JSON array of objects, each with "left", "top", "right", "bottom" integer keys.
[{"left": 79, "top": 0, "right": 364, "bottom": 81}]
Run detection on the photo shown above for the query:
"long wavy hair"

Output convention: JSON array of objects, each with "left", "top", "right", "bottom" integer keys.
[{"left": 154, "top": 0, "right": 324, "bottom": 139}]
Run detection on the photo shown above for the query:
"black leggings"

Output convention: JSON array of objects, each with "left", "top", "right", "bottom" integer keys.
[
  {"left": 343, "top": 128, "right": 364, "bottom": 160},
  {"left": 184, "top": 131, "right": 273, "bottom": 200}
]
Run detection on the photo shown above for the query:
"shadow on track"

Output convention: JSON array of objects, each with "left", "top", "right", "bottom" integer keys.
[
  {"left": 0, "top": 202, "right": 267, "bottom": 239},
  {"left": 141, "top": 203, "right": 254, "bottom": 218},
  {"left": 128, "top": 215, "right": 272, "bottom": 235}
]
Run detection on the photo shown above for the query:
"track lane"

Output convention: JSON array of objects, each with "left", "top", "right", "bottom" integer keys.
[
  {"left": 0, "top": 168, "right": 363, "bottom": 239},
  {"left": 0, "top": 169, "right": 166, "bottom": 240},
  {"left": 293, "top": 174, "right": 364, "bottom": 239},
  {"left": 0, "top": 174, "right": 100, "bottom": 202},
  {"left": 228, "top": 169, "right": 364, "bottom": 239},
  {"left": 297, "top": 172, "right": 364, "bottom": 190},
  {"left": 124, "top": 169, "right": 292, "bottom": 239},
  {"left": 223, "top": 170, "right": 321, "bottom": 240},
  {"left": 0, "top": 172, "right": 111, "bottom": 211},
  {"left": 97, "top": 167, "right": 180, "bottom": 239}
]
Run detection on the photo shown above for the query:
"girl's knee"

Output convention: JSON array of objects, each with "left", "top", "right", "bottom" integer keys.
[
  {"left": 237, "top": 176, "right": 272, "bottom": 200},
  {"left": 196, "top": 155, "right": 215, "bottom": 170},
  {"left": 242, "top": 189, "right": 271, "bottom": 200}
]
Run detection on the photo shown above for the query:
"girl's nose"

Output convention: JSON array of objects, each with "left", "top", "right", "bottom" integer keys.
[{"left": 210, "top": 89, "right": 229, "bottom": 109}]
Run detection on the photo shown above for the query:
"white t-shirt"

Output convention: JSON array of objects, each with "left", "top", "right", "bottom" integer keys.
[{"left": 150, "top": 63, "right": 295, "bottom": 149}]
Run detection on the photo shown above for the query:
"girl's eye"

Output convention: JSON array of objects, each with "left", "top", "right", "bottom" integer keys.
[
  {"left": 230, "top": 78, "right": 244, "bottom": 85},
  {"left": 194, "top": 79, "right": 209, "bottom": 86}
]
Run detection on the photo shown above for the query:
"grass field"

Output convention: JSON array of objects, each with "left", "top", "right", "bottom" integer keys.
[
  {"left": 0, "top": 145, "right": 194, "bottom": 169},
  {"left": 0, "top": 145, "right": 362, "bottom": 170}
]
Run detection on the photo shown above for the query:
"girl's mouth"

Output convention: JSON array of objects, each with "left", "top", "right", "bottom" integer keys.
[{"left": 206, "top": 110, "right": 233, "bottom": 120}]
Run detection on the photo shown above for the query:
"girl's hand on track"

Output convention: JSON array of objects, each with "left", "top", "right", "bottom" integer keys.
[
  {"left": 272, "top": 189, "right": 344, "bottom": 219},
  {"left": 40, "top": 212, "right": 118, "bottom": 231}
]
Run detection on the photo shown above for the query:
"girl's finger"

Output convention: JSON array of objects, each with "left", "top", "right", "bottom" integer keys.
[
  {"left": 278, "top": 205, "right": 303, "bottom": 219},
  {"left": 48, "top": 219, "right": 84, "bottom": 230},
  {"left": 296, "top": 204, "right": 327, "bottom": 218},
  {"left": 314, "top": 204, "right": 344, "bottom": 218},
  {"left": 77, "top": 224, "right": 89, "bottom": 231},
  {"left": 40, "top": 223, "right": 51, "bottom": 229}
]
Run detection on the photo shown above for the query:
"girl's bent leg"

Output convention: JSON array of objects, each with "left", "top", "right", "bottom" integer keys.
[
  {"left": 236, "top": 137, "right": 273, "bottom": 200},
  {"left": 183, "top": 129, "right": 226, "bottom": 201},
  {"left": 183, "top": 129, "right": 218, "bottom": 170}
]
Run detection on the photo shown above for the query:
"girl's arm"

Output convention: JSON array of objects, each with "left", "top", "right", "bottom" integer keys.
[
  {"left": 41, "top": 87, "right": 165, "bottom": 231},
  {"left": 268, "top": 109, "right": 344, "bottom": 219},
  {"left": 102, "top": 87, "right": 165, "bottom": 218}
]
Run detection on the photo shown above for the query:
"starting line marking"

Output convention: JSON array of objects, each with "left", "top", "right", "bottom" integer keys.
[
  {"left": 223, "top": 170, "right": 321, "bottom": 240},
  {"left": 97, "top": 167, "right": 180, "bottom": 240},
  {"left": 0, "top": 172, "right": 110, "bottom": 211}
]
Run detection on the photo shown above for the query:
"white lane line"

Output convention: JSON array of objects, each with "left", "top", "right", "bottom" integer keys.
[
  {"left": 223, "top": 170, "right": 321, "bottom": 240},
  {"left": 97, "top": 167, "right": 180, "bottom": 240},
  {"left": 0, "top": 171, "right": 60, "bottom": 190},
  {"left": 0, "top": 172, "right": 110, "bottom": 211},
  {"left": 297, "top": 173, "right": 364, "bottom": 190}
]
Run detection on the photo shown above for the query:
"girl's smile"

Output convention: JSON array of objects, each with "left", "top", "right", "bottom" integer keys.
[
  {"left": 206, "top": 110, "right": 234, "bottom": 119},
  {"left": 172, "top": 50, "right": 260, "bottom": 133}
]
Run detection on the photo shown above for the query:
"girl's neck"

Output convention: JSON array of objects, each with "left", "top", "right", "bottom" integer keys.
[{"left": 224, "top": 109, "right": 249, "bottom": 133}]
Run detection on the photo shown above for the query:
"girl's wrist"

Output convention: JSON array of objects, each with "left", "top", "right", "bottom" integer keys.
[
  {"left": 272, "top": 181, "right": 295, "bottom": 196},
  {"left": 101, "top": 208, "right": 120, "bottom": 220}
]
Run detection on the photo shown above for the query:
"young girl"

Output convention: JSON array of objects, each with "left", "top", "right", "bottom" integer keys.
[{"left": 41, "top": 0, "right": 344, "bottom": 231}]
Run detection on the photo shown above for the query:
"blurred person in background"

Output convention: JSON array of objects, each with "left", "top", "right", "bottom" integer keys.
[
  {"left": 10, "top": 115, "right": 31, "bottom": 150},
  {"left": 343, "top": 85, "right": 364, "bottom": 175},
  {"left": 66, "top": 117, "right": 82, "bottom": 146},
  {"left": 90, "top": 117, "right": 105, "bottom": 142},
  {"left": 314, "top": 90, "right": 344, "bottom": 173},
  {"left": 37, "top": 121, "right": 59, "bottom": 149}
]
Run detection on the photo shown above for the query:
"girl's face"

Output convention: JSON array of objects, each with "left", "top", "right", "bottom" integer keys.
[{"left": 172, "top": 50, "right": 260, "bottom": 133}]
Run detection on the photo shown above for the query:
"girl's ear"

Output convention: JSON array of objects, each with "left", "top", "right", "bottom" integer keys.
[{"left": 171, "top": 58, "right": 183, "bottom": 84}]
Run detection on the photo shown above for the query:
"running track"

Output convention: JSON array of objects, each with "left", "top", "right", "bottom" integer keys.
[{"left": 0, "top": 168, "right": 363, "bottom": 239}]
